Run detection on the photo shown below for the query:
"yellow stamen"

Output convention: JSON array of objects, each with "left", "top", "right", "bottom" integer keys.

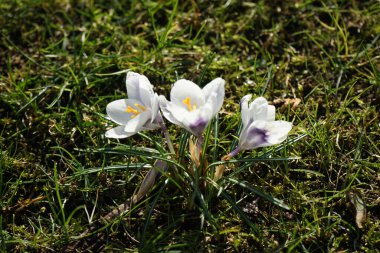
[
  {"left": 126, "top": 106, "right": 139, "bottom": 115},
  {"left": 134, "top": 103, "right": 146, "bottom": 111},
  {"left": 183, "top": 97, "right": 196, "bottom": 111}
]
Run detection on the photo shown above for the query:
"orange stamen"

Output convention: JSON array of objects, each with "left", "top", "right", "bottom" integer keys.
[
  {"left": 134, "top": 103, "right": 146, "bottom": 111},
  {"left": 183, "top": 97, "right": 195, "bottom": 111},
  {"left": 126, "top": 106, "right": 139, "bottom": 115}
]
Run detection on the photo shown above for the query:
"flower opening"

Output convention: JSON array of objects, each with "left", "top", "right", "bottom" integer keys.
[
  {"left": 159, "top": 78, "right": 225, "bottom": 137},
  {"left": 105, "top": 72, "right": 161, "bottom": 139}
]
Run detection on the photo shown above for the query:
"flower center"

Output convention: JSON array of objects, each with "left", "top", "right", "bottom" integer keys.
[
  {"left": 125, "top": 103, "right": 146, "bottom": 118},
  {"left": 182, "top": 97, "right": 197, "bottom": 111}
]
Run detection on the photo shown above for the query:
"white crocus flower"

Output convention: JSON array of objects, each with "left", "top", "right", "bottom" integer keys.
[
  {"left": 105, "top": 72, "right": 160, "bottom": 139},
  {"left": 159, "top": 78, "right": 225, "bottom": 137},
  {"left": 230, "top": 95, "right": 292, "bottom": 156}
]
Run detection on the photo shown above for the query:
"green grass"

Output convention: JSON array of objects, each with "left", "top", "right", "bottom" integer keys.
[{"left": 1, "top": 0, "right": 379, "bottom": 252}]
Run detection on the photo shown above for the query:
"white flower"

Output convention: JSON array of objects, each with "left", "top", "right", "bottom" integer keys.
[
  {"left": 233, "top": 95, "right": 292, "bottom": 154},
  {"left": 159, "top": 78, "right": 225, "bottom": 137},
  {"left": 105, "top": 72, "right": 160, "bottom": 139}
]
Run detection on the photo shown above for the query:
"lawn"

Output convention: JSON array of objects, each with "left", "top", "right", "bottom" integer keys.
[{"left": 1, "top": 0, "right": 379, "bottom": 252}]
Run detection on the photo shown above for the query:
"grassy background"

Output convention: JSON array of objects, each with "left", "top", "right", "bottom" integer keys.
[{"left": 1, "top": 0, "right": 379, "bottom": 252}]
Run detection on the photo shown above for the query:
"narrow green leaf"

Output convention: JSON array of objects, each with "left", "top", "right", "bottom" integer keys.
[{"left": 227, "top": 177, "right": 291, "bottom": 210}]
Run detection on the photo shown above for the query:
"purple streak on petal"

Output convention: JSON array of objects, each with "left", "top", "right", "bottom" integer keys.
[
  {"left": 248, "top": 127, "right": 268, "bottom": 147},
  {"left": 190, "top": 118, "right": 208, "bottom": 137}
]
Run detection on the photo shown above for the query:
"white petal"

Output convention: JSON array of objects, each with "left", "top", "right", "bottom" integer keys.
[
  {"left": 201, "top": 92, "right": 219, "bottom": 120},
  {"left": 126, "top": 72, "right": 141, "bottom": 100},
  {"left": 159, "top": 95, "right": 183, "bottom": 126},
  {"left": 166, "top": 102, "right": 190, "bottom": 125},
  {"left": 250, "top": 97, "right": 269, "bottom": 121},
  {"left": 265, "top": 120, "right": 292, "bottom": 145},
  {"left": 138, "top": 74, "right": 155, "bottom": 107},
  {"left": 126, "top": 72, "right": 154, "bottom": 107},
  {"left": 105, "top": 125, "right": 136, "bottom": 139},
  {"left": 124, "top": 110, "right": 151, "bottom": 133},
  {"left": 267, "top": 105, "right": 276, "bottom": 121},
  {"left": 240, "top": 94, "right": 252, "bottom": 128},
  {"left": 150, "top": 93, "right": 159, "bottom": 123},
  {"left": 202, "top": 78, "right": 224, "bottom": 97},
  {"left": 106, "top": 99, "right": 142, "bottom": 125},
  {"left": 158, "top": 95, "right": 168, "bottom": 109},
  {"left": 170, "top": 79, "right": 205, "bottom": 110},
  {"left": 208, "top": 79, "right": 225, "bottom": 115},
  {"left": 202, "top": 78, "right": 225, "bottom": 115}
]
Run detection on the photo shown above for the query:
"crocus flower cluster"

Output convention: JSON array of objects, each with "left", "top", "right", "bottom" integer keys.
[{"left": 105, "top": 71, "right": 292, "bottom": 173}]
